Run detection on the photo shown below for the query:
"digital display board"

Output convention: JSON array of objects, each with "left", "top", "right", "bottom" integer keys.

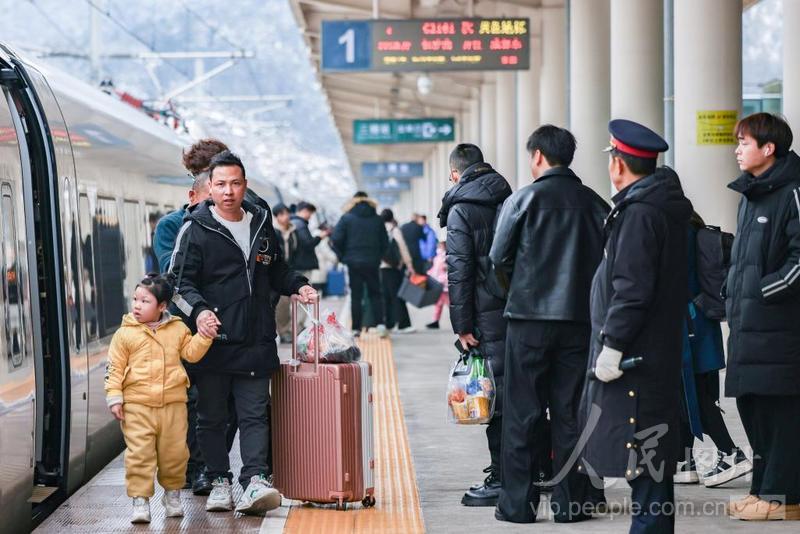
[
  {"left": 354, "top": 118, "right": 454, "bottom": 144},
  {"left": 322, "top": 18, "right": 530, "bottom": 73}
]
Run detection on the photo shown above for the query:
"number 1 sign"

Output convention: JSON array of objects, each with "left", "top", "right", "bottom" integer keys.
[{"left": 322, "top": 20, "right": 372, "bottom": 71}]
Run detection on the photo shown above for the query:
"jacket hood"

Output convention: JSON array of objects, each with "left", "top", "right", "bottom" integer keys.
[
  {"left": 728, "top": 150, "right": 800, "bottom": 198},
  {"left": 343, "top": 196, "right": 379, "bottom": 217},
  {"left": 610, "top": 166, "right": 693, "bottom": 224},
  {"left": 438, "top": 163, "right": 512, "bottom": 227}
]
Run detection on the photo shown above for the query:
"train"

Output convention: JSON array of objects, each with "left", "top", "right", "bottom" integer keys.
[{"left": 0, "top": 43, "right": 287, "bottom": 533}]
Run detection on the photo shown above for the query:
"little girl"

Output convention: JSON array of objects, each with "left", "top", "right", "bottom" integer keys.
[
  {"left": 427, "top": 241, "right": 449, "bottom": 329},
  {"left": 105, "top": 273, "right": 216, "bottom": 523}
]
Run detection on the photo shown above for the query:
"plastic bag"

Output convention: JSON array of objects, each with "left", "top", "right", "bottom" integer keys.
[
  {"left": 447, "top": 348, "right": 496, "bottom": 424},
  {"left": 296, "top": 309, "right": 361, "bottom": 363}
]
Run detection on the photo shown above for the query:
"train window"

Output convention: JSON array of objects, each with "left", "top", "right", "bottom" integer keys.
[
  {"left": 144, "top": 204, "right": 161, "bottom": 273},
  {"left": 93, "top": 198, "right": 126, "bottom": 337},
  {"left": 78, "top": 194, "right": 98, "bottom": 341},
  {"left": 122, "top": 201, "right": 144, "bottom": 301},
  {"left": 1, "top": 183, "right": 25, "bottom": 369}
]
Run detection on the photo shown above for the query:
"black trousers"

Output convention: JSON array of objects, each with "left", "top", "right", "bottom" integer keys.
[
  {"left": 380, "top": 268, "right": 411, "bottom": 329},
  {"left": 195, "top": 372, "right": 270, "bottom": 488},
  {"left": 737, "top": 394, "right": 800, "bottom": 504},
  {"left": 497, "top": 320, "right": 592, "bottom": 523},
  {"left": 186, "top": 384, "right": 240, "bottom": 478},
  {"left": 349, "top": 264, "right": 384, "bottom": 330},
  {"left": 628, "top": 475, "right": 675, "bottom": 534},
  {"left": 679, "top": 370, "right": 735, "bottom": 458}
]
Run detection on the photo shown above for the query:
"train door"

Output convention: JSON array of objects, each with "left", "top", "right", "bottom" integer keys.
[{"left": 0, "top": 58, "right": 38, "bottom": 532}]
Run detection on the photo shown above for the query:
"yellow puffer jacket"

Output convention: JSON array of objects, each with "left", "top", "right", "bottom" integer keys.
[{"left": 105, "top": 313, "right": 213, "bottom": 407}]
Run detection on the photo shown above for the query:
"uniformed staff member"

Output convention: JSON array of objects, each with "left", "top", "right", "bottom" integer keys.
[{"left": 579, "top": 120, "right": 692, "bottom": 534}]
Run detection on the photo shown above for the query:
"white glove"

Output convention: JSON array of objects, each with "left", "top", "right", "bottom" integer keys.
[{"left": 595, "top": 346, "right": 624, "bottom": 383}]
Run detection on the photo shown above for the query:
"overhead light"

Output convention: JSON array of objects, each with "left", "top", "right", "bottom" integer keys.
[{"left": 417, "top": 74, "right": 433, "bottom": 96}]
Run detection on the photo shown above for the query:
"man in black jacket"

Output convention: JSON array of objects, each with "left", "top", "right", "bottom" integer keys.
[
  {"left": 171, "top": 151, "right": 315, "bottom": 516},
  {"left": 490, "top": 126, "right": 609, "bottom": 524},
  {"left": 579, "top": 120, "right": 692, "bottom": 534},
  {"left": 330, "top": 192, "right": 388, "bottom": 334},
  {"left": 290, "top": 201, "right": 329, "bottom": 275},
  {"left": 725, "top": 113, "right": 800, "bottom": 521},
  {"left": 400, "top": 215, "right": 427, "bottom": 275},
  {"left": 438, "top": 144, "right": 512, "bottom": 507}
]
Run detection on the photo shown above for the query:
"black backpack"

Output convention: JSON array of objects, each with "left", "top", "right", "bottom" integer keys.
[
  {"left": 693, "top": 225, "right": 734, "bottom": 321},
  {"left": 383, "top": 232, "right": 403, "bottom": 269}
]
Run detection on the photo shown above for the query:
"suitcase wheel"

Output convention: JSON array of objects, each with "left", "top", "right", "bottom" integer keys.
[{"left": 361, "top": 495, "right": 376, "bottom": 508}]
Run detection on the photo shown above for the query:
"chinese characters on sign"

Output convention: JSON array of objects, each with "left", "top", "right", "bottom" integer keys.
[
  {"left": 361, "top": 161, "right": 424, "bottom": 179},
  {"left": 696, "top": 110, "right": 738, "bottom": 145},
  {"left": 322, "top": 18, "right": 530, "bottom": 72},
  {"left": 353, "top": 118, "right": 455, "bottom": 144}
]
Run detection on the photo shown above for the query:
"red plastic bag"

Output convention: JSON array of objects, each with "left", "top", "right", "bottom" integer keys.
[{"left": 296, "top": 310, "right": 361, "bottom": 363}]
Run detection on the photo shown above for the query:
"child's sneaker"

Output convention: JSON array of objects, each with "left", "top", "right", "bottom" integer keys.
[
  {"left": 130, "top": 496, "right": 151, "bottom": 523},
  {"left": 162, "top": 489, "right": 184, "bottom": 517},
  {"left": 206, "top": 477, "right": 233, "bottom": 512},
  {"left": 235, "top": 474, "right": 282, "bottom": 515}
]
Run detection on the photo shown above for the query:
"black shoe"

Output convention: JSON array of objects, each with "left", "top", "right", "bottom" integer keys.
[
  {"left": 426, "top": 321, "right": 440, "bottom": 329},
  {"left": 192, "top": 471, "right": 213, "bottom": 496},
  {"left": 494, "top": 505, "right": 535, "bottom": 524},
  {"left": 462, "top": 468, "right": 501, "bottom": 506}
]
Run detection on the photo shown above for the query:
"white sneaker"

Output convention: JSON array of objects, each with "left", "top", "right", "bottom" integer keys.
[
  {"left": 206, "top": 477, "right": 233, "bottom": 512},
  {"left": 131, "top": 496, "right": 151, "bottom": 523},
  {"left": 162, "top": 489, "right": 184, "bottom": 518},
  {"left": 396, "top": 326, "right": 416, "bottom": 334},
  {"left": 375, "top": 324, "right": 389, "bottom": 338},
  {"left": 235, "top": 474, "right": 282, "bottom": 515}
]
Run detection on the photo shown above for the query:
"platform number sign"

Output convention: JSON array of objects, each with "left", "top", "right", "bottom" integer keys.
[{"left": 322, "top": 20, "right": 371, "bottom": 71}]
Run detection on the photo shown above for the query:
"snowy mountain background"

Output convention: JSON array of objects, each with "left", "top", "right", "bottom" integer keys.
[{"left": 0, "top": 0, "right": 355, "bottom": 213}]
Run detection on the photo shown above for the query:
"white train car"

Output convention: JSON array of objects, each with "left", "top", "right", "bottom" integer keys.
[{"left": 0, "top": 43, "right": 212, "bottom": 532}]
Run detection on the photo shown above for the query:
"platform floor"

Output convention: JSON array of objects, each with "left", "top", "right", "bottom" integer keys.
[{"left": 37, "top": 299, "right": 794, "bottom": 532}]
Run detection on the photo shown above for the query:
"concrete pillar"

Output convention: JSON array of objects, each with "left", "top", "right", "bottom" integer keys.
[
  {"left": 674, "top": 0, "right": 741, "bottom": 232},
  {"left": 784, "top": 0, "right": 800, "bottom": 137},
  {"left": 516, "top": 34, "right": 541, "bottom": 189},
  {"left": 610, "top": 0, "right": 664, "bottom": 133},
  {"left": 569, "top": 0, "right": 611, "bottom": 196},
  {"left": 480, "top": 81, "right": 497, "bottom": 164},
  {"left": 495, "top": 72, "right": 517, "bottom": 179},
  {"left": 469, "top": 96, "right": 481, "bottom": 143},
  {"left": 540, "top": 0, "right": 567, "bottom": 127}
]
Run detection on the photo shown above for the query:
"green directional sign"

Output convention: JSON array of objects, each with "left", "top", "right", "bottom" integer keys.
[{"left": 353, "top": 118, "right": 455, "bottom": 144}]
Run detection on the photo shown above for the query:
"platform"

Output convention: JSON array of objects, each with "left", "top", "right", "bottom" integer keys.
[{"left": 36, "top": 302, "right": 796, "bottom": 533}]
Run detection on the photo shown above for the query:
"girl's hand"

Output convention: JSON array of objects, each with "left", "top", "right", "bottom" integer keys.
[{"left": 110, "top": 404, "right": 125, "bottom": 421}]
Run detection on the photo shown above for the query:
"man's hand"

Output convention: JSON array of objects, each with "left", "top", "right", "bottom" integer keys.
[
  {"left": 110, "top": 403, "right": 124, "bottom": 421},
  {"left": 297, "top": 285, "right": 318, "bottom": 304},
  {"left": 458, "top": 333, "right": 479, "bottom": 352},
  {"left": 196, "top": 310, "right": 221, "bottom": 338},
  {"left": 595, "top": 346, "right": 624, "bottom": 383}
]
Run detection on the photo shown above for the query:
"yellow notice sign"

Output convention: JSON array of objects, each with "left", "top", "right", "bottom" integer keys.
[{"left": 697, "top": 110, "right": 738, "bottom": 145}]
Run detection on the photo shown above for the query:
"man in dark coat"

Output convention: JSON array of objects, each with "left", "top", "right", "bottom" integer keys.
[
  {"left": 171, "top": 151, "right": 315, "bottom": 515},
  {"left": 438, "top": 143, "right": 512, "bottom": 507},
  {"left": 290, "top": 201, "right": 329, "bottom": 274},
  {"left": 330, "top": 191, "right": 388, "bottom": 333},
  {"left": 579, "top": 120, "right": 692, "bottom": 534},
  {"left": 489, "top": 126, "right": 609, "bottom": 524},
  {"left": 725, "top": 113, "right": 800, "bottom": 521}
]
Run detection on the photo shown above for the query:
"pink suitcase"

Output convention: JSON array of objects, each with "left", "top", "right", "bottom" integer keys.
[{"left": 271, "top": 297, "right": 375, "bottom": 509}]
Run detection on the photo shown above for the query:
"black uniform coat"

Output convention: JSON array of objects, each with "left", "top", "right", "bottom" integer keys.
[
  {"left": 579, "top": 168, "right": 693, "bottom": 481},
  {"left": 725, "top": 151, "right": 800, "bottom": 398},
  {"left": 170, "top": 199, "right": 307, "bottom": 376},
  {"left": 437, "top": 162, "right": 513, "bottom": 389}
]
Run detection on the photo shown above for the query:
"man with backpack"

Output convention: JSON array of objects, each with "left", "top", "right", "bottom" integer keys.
[
  {"left": 380, "top": 209, "right": 416, "bottom": 334},
  {"left": 490, "top": 126, "right": 609, "bottom": 524},
  {"left": 438, "top": 143, "right": 512, "bottom": 508}
]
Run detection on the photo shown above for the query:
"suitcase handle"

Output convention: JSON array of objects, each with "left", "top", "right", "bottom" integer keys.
[{"left": 291, "top": 295, "right": 320, "bottom": 372}]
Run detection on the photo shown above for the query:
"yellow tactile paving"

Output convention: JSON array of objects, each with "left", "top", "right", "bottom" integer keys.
[{"left": 283, "top": 333, "right": 425, "bottom": 533}]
